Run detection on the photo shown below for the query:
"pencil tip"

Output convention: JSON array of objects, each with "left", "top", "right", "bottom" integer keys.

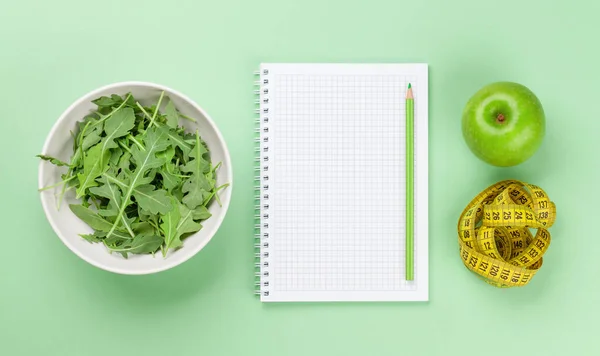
[{"left": 408, "top": 83, "right": 411, "bottom": 89}]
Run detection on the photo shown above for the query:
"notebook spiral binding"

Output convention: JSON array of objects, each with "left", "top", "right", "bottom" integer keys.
[{"left": 254, "top": 68, "right": 270, "bottom": 297}]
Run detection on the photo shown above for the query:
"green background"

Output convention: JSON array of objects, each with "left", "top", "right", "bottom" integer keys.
[{"left": 1, "top": 0, "right": 598, "bottom": 354}]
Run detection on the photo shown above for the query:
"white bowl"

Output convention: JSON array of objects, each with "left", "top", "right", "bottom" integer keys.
[{"left": 38, "top": 81, "right": 232, "bottom": 275}]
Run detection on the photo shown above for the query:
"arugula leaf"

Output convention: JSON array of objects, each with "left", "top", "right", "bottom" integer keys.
[
  {"left": 157, "top": 146, "right": 175, "bottom": 163},
  {"left": 160, "top": 198, "right": 181, "bottom": 255},
  {"left": 103, "top": 236, "right": 129, "bottom": 258},
  {"left": 89, "top": 93, "right": 133, "bottom": 130},
  {"left": 132, "top": 221, "right": 155, "bottom": 236},
  {"left": 92, "top": 96, "right": 117, "bottom": 108},
  {"left": 37, "top": 154, "right": 70, "bottom": 167},
  {"left": 98, "top": 107, "right": 135, "bottom": 165},
  {"left": 164, "top": 129, "right": 192, "bottom": 162},
  {"left": 158, "top": 202, "right": 203, "bottom": 256},
  {"left": 109, "top": 147, "right": 123, "bottom": 166},
  {"left": 89, "top": 176, "right": 134, "bottom": 237},
  {"left": 104, "top": 107, "right": 135, "bottom": 137},
  {"left": 159, "top": 163, "right": 181, "bottom": 192},
  {"left": 75, "top": 143, "right": 111, "bottom": 198},
  {"left": 103, "top": 172, "right": 167, "bottom": 213},
  {"left": 79, "top": 119, "right": 104, "bottom": 152},
  {"left": 118, "top": 151, "right": 132, "bottom": 172},
  {"left": 193, "top": 205, "right": 212, "bottom": 220},
  {"left": 171, "top": 184, "right": 184, "bottom": 202},
  {"left": 83, "top": 229, "right": 132, "bottom": 242},
  {"left": 90, "top": 184, "right": 121, "bottom": 217},
  {"left": 177, "top": 204, "right": 202, "bottom": 236},
  {"left": 181, "top": 179, "right": 207, "bottom": 210},
  {"left": 80, "top": 232, "right": 103, "bottom": 243},
  {"left": 164, "top": 99, "right": 179, "bottom": 129},
  {"left": 181, "top": 132, "right": 211, "bottom": 209},
  {"left": 82, "top": 130, "right": 102, "bottom": 151},
  {"left": 69, "top": 204, "right": 119, "bottom": 233},
  {"left": 133, "top": 184, "right": 172, "bottom": 215},
  {"left": 104, "top": 234, "right": 163, "bottom": 255}
]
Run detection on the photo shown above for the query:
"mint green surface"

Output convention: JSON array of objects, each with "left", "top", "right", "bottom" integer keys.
[{"left": 1, "top": 0, "right": 598, "bottom": 355}]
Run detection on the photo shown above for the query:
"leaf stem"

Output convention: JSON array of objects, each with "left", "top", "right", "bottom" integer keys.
[
  {"left": 202, "top": 183, "right": 230, "bottom": 208},
  {"left": 37, "top": 154, "right": 71, "bottom": 167},
  {"left": 63, "top": 134, "right": 82, "bottom": 185},
  {"left": 57, "top": 171, "right": 74, "bottom": 210},
  {"left": 148, "top": 91, "right": 165, "bottom": 129},
  {"left": 78, "top": 121, "right": 92, "bottom": 147},
  {"left": 122, "top": 219, "right": 135, "bottom": 238},
  {"left": 91, "top": 198, "right": 101, "bottom": 210},
  {"left": 136, "top": 103, "right": 159, "bottom": 127},
  {"left": 198, "top": 161, "right": 225, "bottom": 206},
  {"left": 102, "top": 173, "right": 128, "bottom": 189},
  {"left": 127, "top": 135, "right": 145, "bottom": 151},
  {"left": 179, "top": 113, "right": 197, "bottom": 122},
  {"left": 148, "top": 219, "right": 160, "bottom": 230},
  {"left": 90, "top": 93, "right": 132, "bottom": 128},
  {"left": 38, "top": 175, "right": 77, "bottom": 192},
  {"left": 214, "top": 183, "right": 229, "bottom": 207},
  {"left": 117, "top": 140, "right": 133, "bottom": 154}
]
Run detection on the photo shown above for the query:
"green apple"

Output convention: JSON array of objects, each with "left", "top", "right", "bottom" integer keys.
[{"left": 462, "top": 82, "right": 545, "bottom": 167}]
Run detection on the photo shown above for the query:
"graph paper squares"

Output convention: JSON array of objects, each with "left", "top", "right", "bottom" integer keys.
[{"left": 271, "top": 74, "right": 417, "bottom": 292}]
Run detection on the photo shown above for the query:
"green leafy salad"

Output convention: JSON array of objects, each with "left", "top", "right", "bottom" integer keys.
[{"left": 38, "top": 92, "right": 228, "bottom": 258}]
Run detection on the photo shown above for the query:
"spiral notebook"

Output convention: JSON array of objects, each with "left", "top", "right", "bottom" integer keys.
[{"left": 254, "top": 63, "right": 429, "bottom": 302}]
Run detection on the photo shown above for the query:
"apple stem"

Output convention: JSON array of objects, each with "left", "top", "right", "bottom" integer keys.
[{"left": 496, "top": 113, "right": 506, "bottom": 123}]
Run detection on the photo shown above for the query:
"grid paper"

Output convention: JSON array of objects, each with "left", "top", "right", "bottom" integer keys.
[{"left": 260, "top": 63, "right": 428, "bottom": 302}]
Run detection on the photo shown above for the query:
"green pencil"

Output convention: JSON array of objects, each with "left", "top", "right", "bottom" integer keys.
[{"left": 406, "top": 83, "right": 414, "bottom": 281}]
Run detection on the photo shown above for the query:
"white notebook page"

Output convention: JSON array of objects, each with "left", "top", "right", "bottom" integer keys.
[{"left": 260, "top": 63, "right": 428, "bottom": 302}]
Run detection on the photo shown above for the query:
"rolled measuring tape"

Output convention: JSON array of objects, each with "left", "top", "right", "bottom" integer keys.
[{"left": 458, "top": 180, "right": 556, "bottom": 287}]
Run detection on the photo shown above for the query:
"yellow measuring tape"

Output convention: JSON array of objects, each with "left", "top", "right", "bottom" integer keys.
[{"left": 458, "top": 180, "right": 556, "bottom": 287}]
